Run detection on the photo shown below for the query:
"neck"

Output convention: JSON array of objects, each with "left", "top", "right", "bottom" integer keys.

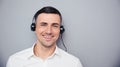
[{"left": 34, "top": 42, "right": 56, "bottom": 60}]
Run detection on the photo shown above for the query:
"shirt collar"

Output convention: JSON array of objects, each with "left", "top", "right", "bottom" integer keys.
[
  {"left": 27, "top": 42, "right": 36, "bottom": 59},
  {"left": 27, "top": 42, "right": 61, "bottom": 59},
  {"left": 54, "top": 46, "right": 61, "bottom": 56}
]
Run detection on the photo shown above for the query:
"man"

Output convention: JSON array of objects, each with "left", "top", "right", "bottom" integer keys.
[{"left": 6, "top": 6, "right": 83, "bottom": 67}]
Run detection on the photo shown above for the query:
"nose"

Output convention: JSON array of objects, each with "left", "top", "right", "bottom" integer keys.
[{"left": 45, "top": 26, "right": 52, "bottom": 35}]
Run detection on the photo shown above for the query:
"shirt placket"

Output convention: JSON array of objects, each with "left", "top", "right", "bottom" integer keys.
[{"left": 42, "top": 60, "right": 48, "bottom": 67}]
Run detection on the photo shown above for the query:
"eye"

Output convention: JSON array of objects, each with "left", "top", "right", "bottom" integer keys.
[
  {"left": 52, "top": 23, "right": 60, "bottom": 28},
  {"left": 53, "top": 25, "right": 59, "bottom": 28},
  {"left": 40, "top": 22, "right": 47, "bottom": 26}
]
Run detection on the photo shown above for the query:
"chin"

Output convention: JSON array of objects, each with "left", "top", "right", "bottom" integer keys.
[{"left": 42, "top": 42, "right": 56, "bottom": 48}]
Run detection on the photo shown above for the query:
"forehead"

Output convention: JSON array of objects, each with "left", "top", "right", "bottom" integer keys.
[{"left": 36, "top": 13, "right": 61, "bottom": 24}]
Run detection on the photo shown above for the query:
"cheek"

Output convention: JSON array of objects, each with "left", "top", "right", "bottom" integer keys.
[
  {"left": 35, "top": 27, "right": 44, "bottom": 33},
  {"left": 35, "top": 28, "right": 43, "bottom": 36},
  {"left": 54, "top": 29, "right": 60, "bottom": 35}
]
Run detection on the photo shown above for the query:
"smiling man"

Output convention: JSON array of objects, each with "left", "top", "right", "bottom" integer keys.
[{"left": 6, "top": 6, "right": 83, "bottom": 67}]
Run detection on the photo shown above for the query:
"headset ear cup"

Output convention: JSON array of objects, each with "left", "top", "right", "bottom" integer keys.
[
  {"left": 60, "top": 25, "right": 65, "bottom": 34},
  {"left": 31, "top": 23, "right": 36, "bottom": 31}
]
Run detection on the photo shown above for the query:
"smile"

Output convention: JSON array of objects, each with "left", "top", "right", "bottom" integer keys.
[{"left": 43, "top": 35, "right": 53, "bottom": 41}]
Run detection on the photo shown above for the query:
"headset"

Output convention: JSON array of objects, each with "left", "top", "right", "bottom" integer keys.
[{"left": 30, "top": 6, "right": 67, "bottom": 51}]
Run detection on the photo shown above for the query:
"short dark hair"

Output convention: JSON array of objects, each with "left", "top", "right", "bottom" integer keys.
[{"left": 33, "top": 6, "right": 62, "bottom": 22}]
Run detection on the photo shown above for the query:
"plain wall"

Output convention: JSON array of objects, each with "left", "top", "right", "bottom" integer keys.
[{"left": 0, "top": 0, "right": 120, "bottom": 67}]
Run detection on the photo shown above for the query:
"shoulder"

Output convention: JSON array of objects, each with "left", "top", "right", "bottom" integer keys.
[
  {"left": 8, "top": 48, "right": 32, "bottom": 60},
  {"left": 6, "top": 48, "right": 32, "bottom": 67},
  {"left": 58, "top": 48, "right": 83, "bottom": 67},
  {"left": 58, "top": 48, "right": 80, "bottom": 61}
]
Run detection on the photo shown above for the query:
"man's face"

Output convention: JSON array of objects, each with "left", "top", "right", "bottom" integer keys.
[{"left": 35, "top": 13, "right": 61, "bottom": 48}]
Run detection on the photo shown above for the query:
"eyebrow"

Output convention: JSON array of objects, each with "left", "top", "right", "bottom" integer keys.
[
  {"left": 52, "top": 23, "right": 60, "bottom": 26},
  {"left": 40, "top": 22, "right": 47, "bottom": 25}
]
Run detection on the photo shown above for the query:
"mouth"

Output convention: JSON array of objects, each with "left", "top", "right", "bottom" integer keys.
[{"left": 43, "top": 35, "right": 54, "bottom": 41}]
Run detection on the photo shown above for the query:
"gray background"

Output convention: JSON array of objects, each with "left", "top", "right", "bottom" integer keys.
[{"left": 0, "top": 0, "right": 120, "bottom": 67}]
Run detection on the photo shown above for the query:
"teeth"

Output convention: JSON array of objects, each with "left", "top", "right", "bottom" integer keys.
[
  {"left": 43, "top": 35, "right": 53, "bottom": 40},
  {"left": 44, "top": 36, "right": 52, "bottom": 39}
]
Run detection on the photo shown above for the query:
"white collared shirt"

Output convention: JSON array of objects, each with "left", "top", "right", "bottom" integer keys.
[{"left": 6, "top": 43, "right": 83, "bottom": 67}]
